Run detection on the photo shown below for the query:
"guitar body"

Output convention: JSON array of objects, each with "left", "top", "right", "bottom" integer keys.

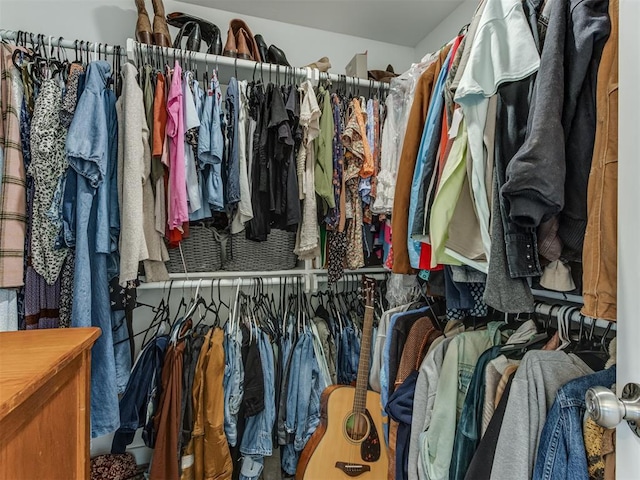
[{"left": 296, "top": 385, "right": 388, "bottom": 480}]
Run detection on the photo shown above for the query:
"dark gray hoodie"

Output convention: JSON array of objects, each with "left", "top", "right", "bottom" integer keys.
[{"left": 501, "top": 0, "right": 611, "bottom": 261}]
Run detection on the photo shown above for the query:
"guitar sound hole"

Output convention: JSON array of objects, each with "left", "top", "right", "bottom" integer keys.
[{"left": 344, "top": 412, "right": 370, "bottom": 443}]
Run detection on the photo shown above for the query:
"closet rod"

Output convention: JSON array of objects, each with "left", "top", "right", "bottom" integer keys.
[
  {"left": 137, "top": 276, "right": 303, "bottom": 291},
  {"left": 162, "top": 269, "right": 309, "bottom": 281},
  {"left": 126, "top": 38, "right": 390, "bottom": 90},
  {"left": 162, "top": 267, "right": 388, "bottom": 281},
  {"left": 534, "top": 301, "right": 616, "bottom": 331},
  {"left": 138, "top": 268, "right": 388, "bottom": 291},
  {"left": 531, "top": 288, "right": 584, "bottom": 304},
  {"left": 309, "top": 267, "right": 388, "bottom": 276},
  {"left": 309, "top": 269, "right": 388, "bottom": 291},
  {"left": 0, "top": 29, "right": 126, "bottom": 57}
]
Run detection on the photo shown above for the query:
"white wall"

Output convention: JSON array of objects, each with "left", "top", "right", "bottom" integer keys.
[
  {"left": 0, "top": 0, "right": 416, "bottom": 74},
  {"left": 413, "top": 0, "right": 478, "bottom": 58}
]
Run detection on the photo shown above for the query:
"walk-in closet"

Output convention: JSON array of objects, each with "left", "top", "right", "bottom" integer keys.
[{"left": 0, "top": 0, "right": 638, "bottom": 478}]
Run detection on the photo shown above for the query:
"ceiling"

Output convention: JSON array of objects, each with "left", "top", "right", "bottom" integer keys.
[{"left": 176, "top": 0, "right": 465, "bottom": 47}]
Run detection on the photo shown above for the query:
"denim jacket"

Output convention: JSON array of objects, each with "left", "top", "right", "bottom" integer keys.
[
  {"left": 240, "top": 329, "right": 276, "bottom": 457},
  {"left": 282, "top": 331, "right": 323, "bottom": 474},
  {"left": 223, "top": 321, "right": 244, "bottom": 447},
  {"left": 533, "top": 366, "right": 616, "bottom": 480}
]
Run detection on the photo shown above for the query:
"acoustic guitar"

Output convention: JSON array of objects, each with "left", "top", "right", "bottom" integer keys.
[{"left": 296, "top": 276, "right": 388, "bottom": 480}]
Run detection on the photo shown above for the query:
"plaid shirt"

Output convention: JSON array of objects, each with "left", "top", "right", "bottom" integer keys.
[{"left": 0, "top": 44, "right": 26, "bottom": 287}]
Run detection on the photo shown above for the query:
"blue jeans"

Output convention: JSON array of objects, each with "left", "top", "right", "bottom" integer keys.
[
  {"left": 224, "top": 322, "right": 244, "bottom": 447},
  {"left": 241, "top": 329, "right": 275, "bottom": 455},
  {"left": 277, "top": 321, "right": 296, "bottom": 448},
  {"left": 111, "top": 310, "right": 131, "bottom": 395},
  {"left": 444, "top": 266, "right": 476, "bottom": 310},
  {"left": 240, "top": 330, "right": 276, "bottom": 479}
]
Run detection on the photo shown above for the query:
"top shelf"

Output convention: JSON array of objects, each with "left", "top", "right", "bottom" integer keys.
[{"left": 126, "top": 38, "right": 391, "bottom": 91}]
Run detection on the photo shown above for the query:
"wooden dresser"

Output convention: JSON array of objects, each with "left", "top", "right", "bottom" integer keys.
[{"left": 0, "top": 327, "right": 100, "bottom": 479}]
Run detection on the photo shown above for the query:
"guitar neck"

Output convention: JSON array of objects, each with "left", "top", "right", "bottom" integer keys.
[{"left": 353, "top": 304, "right": 374, "bottom": 415}]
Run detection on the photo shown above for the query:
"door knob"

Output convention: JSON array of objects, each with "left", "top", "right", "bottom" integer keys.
[{"left": 586, "top": 382, "right": 640, "bottom": 438}]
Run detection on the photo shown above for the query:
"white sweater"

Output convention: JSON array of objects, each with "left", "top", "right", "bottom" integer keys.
[{"left": 116, "top": 63, "right": 168, "bottom": 286}]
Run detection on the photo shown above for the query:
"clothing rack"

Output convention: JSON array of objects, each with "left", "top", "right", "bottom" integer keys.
[
  {"left": 534, "top": 301, "right": 616, "bottom": 331},
  {"left": 125, "top": 38, "right": 391, "bottom": 91},
  {"left": 138, "top": 267, "right": 389, "bottom": 292},
  {"left": 0, "top": 29, "right": 126, "bottom": 58}
]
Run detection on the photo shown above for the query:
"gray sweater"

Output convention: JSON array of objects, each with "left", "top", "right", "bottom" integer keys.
[{"left": 489, "top": 350, "right": 593, "bottom": 480}]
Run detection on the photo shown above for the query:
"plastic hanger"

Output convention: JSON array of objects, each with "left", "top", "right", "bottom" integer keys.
[
  {"left": 568, "top": 313, "right": 608, "bottom": 371},
  {"left": 117, "top": 281, "right": 173, "bottom": 349}
]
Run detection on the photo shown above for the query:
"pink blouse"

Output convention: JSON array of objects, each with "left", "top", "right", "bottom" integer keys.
[{"left": 166, "top": 61, "right": 188, "bottom": 230}]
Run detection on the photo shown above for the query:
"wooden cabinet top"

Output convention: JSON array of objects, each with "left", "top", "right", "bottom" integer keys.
[{"left": 0, "top": 327, "right": 100, "bottom": 422}]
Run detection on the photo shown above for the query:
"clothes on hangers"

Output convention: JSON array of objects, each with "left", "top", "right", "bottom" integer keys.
[
  {"left": 581, "top": 0, "right": 619, "bottom": 322},
  {"left": 117, "top": 62, "right": 168, "bottom": 285},
  {"left": 68, "top": 60, "right": 122, "bottom": 437},
  {"left": 107, "top": 279, "right": 382, "bottom": 479},
  {"left": 150, "top": 320, "right": 191, "bottom": 480},
  {"left": 112, "top": 335, "right": 169, "bottom": 453},
  {"left": 293, "top": 80, "right": 321, "bottom": 260},
  {"left": 391, "top": 47, "right": 449, "bottom": 274},
  {"left": 0, "top": 43, "right": 27, "bottom": 291},
  {"left": 370, "top": 292, "right": 617, "bottom": 480},
  {"left": 383, "top": 0, "right": 615, "bottom": 318},
  {"left": 0, "top": 8, "right": 622, "bottom": 479}
]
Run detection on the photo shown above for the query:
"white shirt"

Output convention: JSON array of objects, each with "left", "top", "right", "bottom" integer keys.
[
  {"left": 231, "top": 80, "right": 254, "bottom": 234},
  {"left": 294, "top": 81, "right": 321, "bottom": 260},
  {"left": 183, "top": 72, "right": 202, "bottom": 214},
  {"left": 372, "top": 93, "right": 399, "bottom": 215}
]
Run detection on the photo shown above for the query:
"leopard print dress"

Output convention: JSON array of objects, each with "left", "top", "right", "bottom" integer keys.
[{"left": 28, "top": 78, "right": 69, "bottom": 284}]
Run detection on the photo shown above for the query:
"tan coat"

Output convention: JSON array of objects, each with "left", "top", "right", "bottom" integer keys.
[{"left": 581, "top": 0, "right": 619, "bottom": 321}]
